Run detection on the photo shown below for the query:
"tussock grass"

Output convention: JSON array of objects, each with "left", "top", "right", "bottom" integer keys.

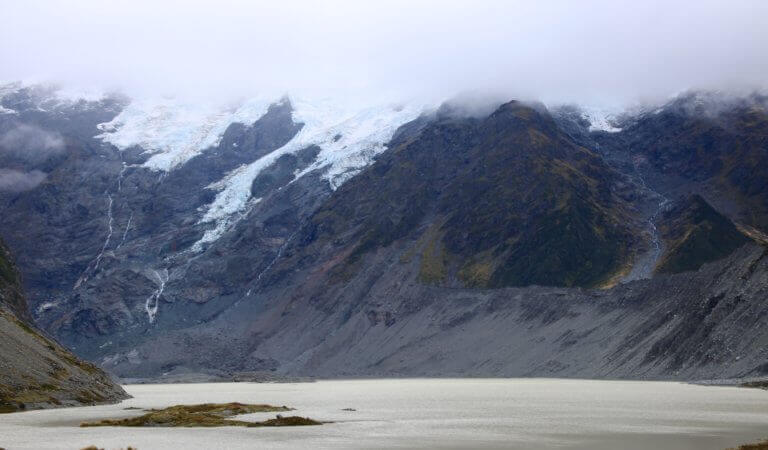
[
  {"left": 728, "top": 439, "right": 768, "bottom": 450},
  {"left": 81, "top": 447, "right": 137, "bottom": 450}
]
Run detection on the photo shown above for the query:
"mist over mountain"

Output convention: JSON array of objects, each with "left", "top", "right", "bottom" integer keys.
[
  {"left": 0, "top": 1, "right": 767, "bottom": 389},
  {"left": 3, "top": 1, "right": 768, "bottom": 105}
]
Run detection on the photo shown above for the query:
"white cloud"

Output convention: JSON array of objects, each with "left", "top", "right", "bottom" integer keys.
[
  {"left": 0, "top": 168, "right": 46, "bottom": 192},
  {"left": 0, "top": 123, "right": 65, "bottom": 163},
  {"left": 0, "top": 0, "right": 766, "bottom": 106}
]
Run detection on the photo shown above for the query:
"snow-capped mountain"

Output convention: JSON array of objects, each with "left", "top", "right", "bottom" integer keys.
[
  {"left": 0, "top": 82, "right": 432, "bottom": 345},
  {"left": 2, "top": 82, "right": 768, "bottom": 382},
  {"left": 87, "top": 90, "right": 430, "bottom": 251}
]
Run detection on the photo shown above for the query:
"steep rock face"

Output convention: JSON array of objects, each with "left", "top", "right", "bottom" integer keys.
[
  {"left": 0, "top": 240, "right": 128, "bottom": 413},
  {"left": 619, "top": 92, "right": 768, "bottom": 232},
  {"left": 0, "top": 240, "right": 30, "bottom": 322},
  {"left": 656, "top": 194, "right": 750, "bottom": 274},
  {"left": 554, "top": 93, "right": 768, "bottom": 278}
]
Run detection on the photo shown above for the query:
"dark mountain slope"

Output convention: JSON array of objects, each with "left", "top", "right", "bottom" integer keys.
[
  {"left": 0, "top": 88, "right": 322, "bottom": 359},
  {"left": 286, "top": 101, "right": 640, "bottom": 292},
  {"left": 0, "top": 240, "right": 128, "bottom": 413},
  {"left": 0, "top": 240, "right": 30, "bottom": 322},
  {"left": 656, "top": 194, "right": 750, "bottom": 274},
  {"left": 553, "top": 92, "right": 768, "bottom": 278},
  {"left": 622, "top": 93, "right": 768, "bottom": 231}
]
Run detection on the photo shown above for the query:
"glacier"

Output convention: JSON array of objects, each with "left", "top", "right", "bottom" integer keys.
[
  {"left": 192, "top": 97, "right": 428, "bottom": 250},
  {"left": 92, "top": 89, "right": 429, "bottom": 251},
  {"left": 96, "top": 96, "right": 273, "bottom": 171}
]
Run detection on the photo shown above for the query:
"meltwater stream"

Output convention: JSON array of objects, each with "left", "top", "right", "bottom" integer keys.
[
  {"left": 623, "top": 157, "right": 672, "bottom": 283},
  {"left": 2, "top": 379, "right": 768, "bottom": 450}
]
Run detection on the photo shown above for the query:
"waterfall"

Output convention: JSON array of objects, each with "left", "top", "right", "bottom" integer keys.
[{"left": 145, "top": 269, "right": 169, "bottom": 324}]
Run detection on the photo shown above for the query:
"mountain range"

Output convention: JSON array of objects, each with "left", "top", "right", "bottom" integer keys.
[{"left": 1, "top": 82, "right": 766, "bottom": 381}]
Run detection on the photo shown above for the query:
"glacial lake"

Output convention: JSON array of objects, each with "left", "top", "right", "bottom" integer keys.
[{"left": 2, "top": 379, "right": 768, "bottom": 449}]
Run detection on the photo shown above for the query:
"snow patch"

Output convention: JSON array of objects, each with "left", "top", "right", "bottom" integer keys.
[
  {"left": 36, "top": 301, "right": 58, "bottom": 314},
  {"left": 0, "top": 82, "right": 20, "bottom": 114},
  {"left": 0, "top": 81, "right": 21, "bottom": 96},
  {"left": 97, "top": 96, "right": 272, "bottom": 171},
  {"left": 0, "top": 81, "right": 110, "bottom": 113},
  {"left": 52, "top": 86, "right": 107, "bottom": 103},
  {"left": 582, "top": 107, "right": 622, "bottom": 133}
]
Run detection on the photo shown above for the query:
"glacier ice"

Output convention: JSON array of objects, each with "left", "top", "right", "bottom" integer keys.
[
  {"left": 71, "top": 87, "right": 429, "bottom": 250},
  {"left": 192, "top": 97, "right": 428, "bottom": 250},
  {"left": 580, "top": 106, "right": 622, "bottom": 133},
  {"left": 97, "top": 96, "right": 273, "bottom": 171}
]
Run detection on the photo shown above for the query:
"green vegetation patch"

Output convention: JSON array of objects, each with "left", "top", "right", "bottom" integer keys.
[
  {"left": 0, "top": 244, "right": 18, "bottom": 285},
  {"left": 80, "top": 402, "right": 321, "bottom": 428},
  {"left": 418, "top": 229, "right": 448, "bottom": 284},
  {"left": 81, "top": 447, "right": 136, "bottom": 450},
  {"left": 458, "top": 259, "right": 494, "bottom": 287},
  {"left": 488, "top": 196, "right": 627, "bottom": 288},
  {"left": 0, "top": 380, "right": 64, "bottom": 413},
  {"left": 728, "top": 440, "right": 768, "bottom": 450},
  {"left": 741, "top": 380, "right": 768, "bottom": 389}
]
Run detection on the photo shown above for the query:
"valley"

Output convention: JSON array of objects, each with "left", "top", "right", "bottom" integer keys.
[
  {"left": 0, "top": 84, "right": 766, "bottom": 383},
  {"left": 1, "top": 3, "right": 766, "bottom": 450}
]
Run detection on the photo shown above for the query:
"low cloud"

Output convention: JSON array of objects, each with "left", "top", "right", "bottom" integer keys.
[
  {"left": 0, "top": 168, "right": 46, "bottom": 192},
  {"left": 0, "top": 123, "right": 65, "bottom": 163},
  {"left": 0, "top": 1, "right": 766, "bottom": 107}
]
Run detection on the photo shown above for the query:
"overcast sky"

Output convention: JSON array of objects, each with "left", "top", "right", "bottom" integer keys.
[{"left": 1, "top": 0, "right": 767, "bottom": 106}]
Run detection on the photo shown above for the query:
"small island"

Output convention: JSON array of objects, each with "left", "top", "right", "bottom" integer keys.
[
  {"left": 729, "top": 441, "right": 768, "bottom": 450},
  {"left": 80, "top": 402, "right": 322, "bottom": 428}
]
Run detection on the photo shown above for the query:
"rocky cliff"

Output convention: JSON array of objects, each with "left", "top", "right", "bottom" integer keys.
[{"left": 0, "top": 240, "right": 128, "bottom": 413}]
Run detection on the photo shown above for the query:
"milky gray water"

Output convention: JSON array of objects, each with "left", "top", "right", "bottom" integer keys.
[{"left": 2, "top": 379, "right": 768, "bottom": 449}]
